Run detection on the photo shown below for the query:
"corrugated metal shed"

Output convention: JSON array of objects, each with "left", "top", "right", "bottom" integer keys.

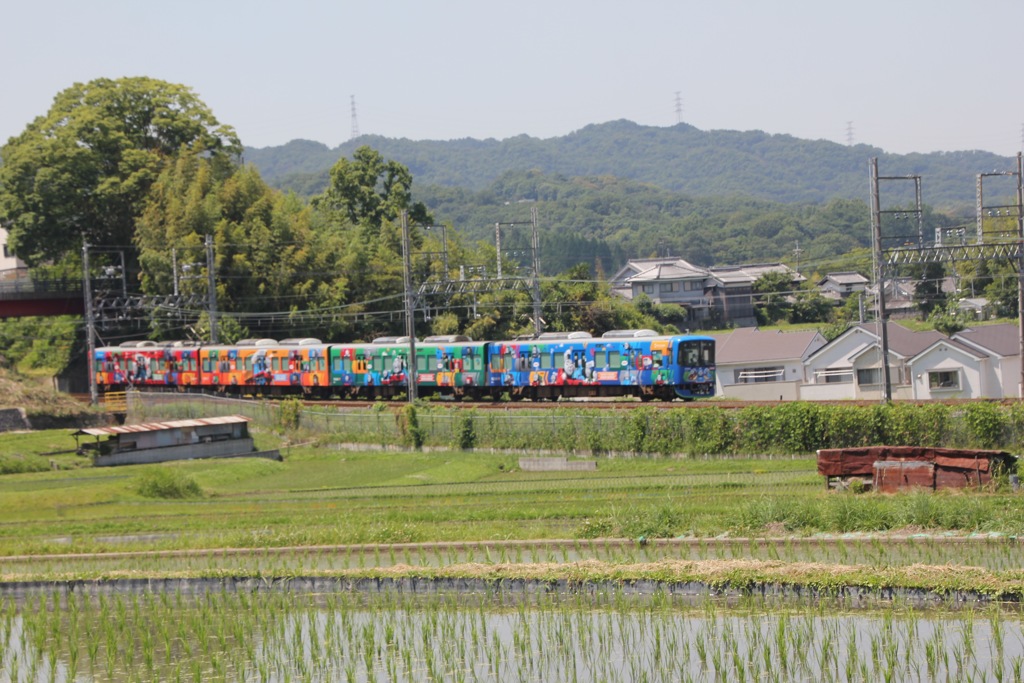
[
  {"left": 873, "top": 461, "right": 935, "bottom": 492},
  {"left": 817, "top": 445, "right": 1015, "bottom": 492}
]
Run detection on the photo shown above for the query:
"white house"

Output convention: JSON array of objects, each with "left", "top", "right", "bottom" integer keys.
[
  {"left": 0, "top": 227, "right": 27, "bottom": 279},
  {"left": 801, "top": 322, "right": 945, "bottom": 401},
  {"left": 906, "top": 337, "right": 993, "bottom": 399},
  {"left": 715, "top": 327, "right": 826, "bottom": 400},
  {"left": 945, "top": 323, "right": 1020, "bottom": 398}
]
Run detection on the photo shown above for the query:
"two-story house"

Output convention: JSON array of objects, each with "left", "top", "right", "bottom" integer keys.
[{"left": 609, "top": 258, "right": 802, "bottom": 328}]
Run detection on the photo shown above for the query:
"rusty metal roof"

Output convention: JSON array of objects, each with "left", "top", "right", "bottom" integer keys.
[{"left": 74, "top": 415, "right": 251, "bottom": 437}]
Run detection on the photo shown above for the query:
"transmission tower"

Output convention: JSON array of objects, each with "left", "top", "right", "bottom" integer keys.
[
  {"left": 350, "top": 95, "right": 359, "bottom": 140},
  {"left": 846, "top": 121, "right": 855, "bottom": 146},
  {"left": 674, "top": 92, "right": 683, "bottom": 124}
]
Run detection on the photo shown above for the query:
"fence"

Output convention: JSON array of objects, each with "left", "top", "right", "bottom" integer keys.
[{"left": 127, "top": 392, "right": 1024, "bottom": 458}]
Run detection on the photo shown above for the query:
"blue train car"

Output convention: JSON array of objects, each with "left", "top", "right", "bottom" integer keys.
[{"left": 485, "top": 330, "right": 715, "bottom": 401}]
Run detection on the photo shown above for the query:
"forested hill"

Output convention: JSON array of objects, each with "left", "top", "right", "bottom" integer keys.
[{"left": 246, "top": 120, "right": 1013, "bottom": 209}]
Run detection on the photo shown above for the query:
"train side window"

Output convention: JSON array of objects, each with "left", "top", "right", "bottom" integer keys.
[
  {"left": 489, "top": 353, "right": 503, "bottom": 372},
  {"left": 608, "top": 351, "right": 621, "bottom": 368}
]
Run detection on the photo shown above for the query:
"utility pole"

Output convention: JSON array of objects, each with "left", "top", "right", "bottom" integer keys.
[
  {"left": 82, "top": 243, "right": 98, "bottom": 405},
  {"left": 793, "top": 241, "right": 803, "bottom": 274},
  {"left": 869, "top": 158, "right": 893, "bottom": 402},
  {"left": 401, "top": 211, "right": 418, "bottom": 402},
  {"left": 1015, "top": 152, "right": 1024, "bottom": 398},
  {"left": 205, "top": 234, "right": 218, "bottom": 344},
  {"left": 530, "top": 206, "right": 543, "bottom": 336}
]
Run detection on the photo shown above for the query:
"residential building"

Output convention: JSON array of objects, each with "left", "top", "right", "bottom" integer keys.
[
  {"left": 715, "top": 327, "right": 826, "bottom": 400},
  {"left": 802, "top": 322, "right": 945, "bottom": 401},
  {"left": 816, "top": 272, "right": 869, "bottom": 298},
  {"left": 940, "top": 323, "right": 1021, "bottom": 399},
  {"left": 609, "top": 258, "right": 802, "bottom": 328}
]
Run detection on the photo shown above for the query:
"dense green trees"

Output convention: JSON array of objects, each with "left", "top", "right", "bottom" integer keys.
[
  {"left": 0, "top": 77, "right": 240, "bottom": 266},
  {"left": 135, "top": 155, "right": 352, "bottom": 341}
]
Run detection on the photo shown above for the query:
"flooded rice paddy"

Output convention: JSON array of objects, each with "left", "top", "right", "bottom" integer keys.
[{"left": 1, "top": 585, "right": 1023, "bottom": 682}]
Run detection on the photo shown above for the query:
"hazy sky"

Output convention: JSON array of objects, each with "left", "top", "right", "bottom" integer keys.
[{"left": 3, "top": 0, "right": 1023, "bottom": 155}]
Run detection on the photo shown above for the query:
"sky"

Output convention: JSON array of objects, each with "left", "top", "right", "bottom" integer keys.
[{"left": 3, "top": 0, "right": 1024, "bottom": 156}]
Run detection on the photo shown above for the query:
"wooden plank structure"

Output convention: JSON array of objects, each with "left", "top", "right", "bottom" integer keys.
[
  {"left": 816, "top": 445, "right": 1016, "bottom": 492},
  {"left": 74, "top": 415, "right": 281, "bottom": 467}
]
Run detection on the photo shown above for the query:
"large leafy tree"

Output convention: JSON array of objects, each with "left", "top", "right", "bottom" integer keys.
[
  {"left": 313, "top": 146, "right": 431, "bottom": 234},
  {"left": 0, "top": 77, "right": 240, "bottom": 265}
]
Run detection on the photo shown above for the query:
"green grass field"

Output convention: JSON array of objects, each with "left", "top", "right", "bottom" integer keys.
[{"left": 2, "top": 426, "right": 1024, "bottom": 556}]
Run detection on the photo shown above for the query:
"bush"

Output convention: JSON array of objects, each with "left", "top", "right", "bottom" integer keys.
[
  {"left": 396, "top": 404, "right": 425, "bottom": 450},
  {"left": 277, "top": 398, "right": 302, "bottom": 432},
  {"left": 963, "top": 402, "right": 1006, "bottom": 449},
  {"left": 136, "top": 467, "right": 203, "bottom": 499},
  {"left": 452, "top": 411, "right": 476, "bottom": 451}
]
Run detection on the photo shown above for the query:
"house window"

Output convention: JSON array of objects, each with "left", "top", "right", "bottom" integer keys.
[
  {"left": 816, "top": 368, "right": 853, "bottom": 384},
  {"left": 685, "top": 280, "right": 703, "bottom": 291},
  {"left": 857, "top": 368, "right": 883, "bottom": 386},
  {"left": 734, "top": 367, "right": 784, "bottom": 384},
  {"left": 659, "top": 282, "right": 677, "bottom": 293},
  {"left": 929, "top": 370, "right": 961, "bottom": 390},
  {"left": 642, "top": 284, "right": 655, "bottom": 294}
]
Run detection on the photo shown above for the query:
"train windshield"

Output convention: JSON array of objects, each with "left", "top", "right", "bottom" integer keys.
[{"left": 678, "top": 340, "right": 715, "bottom": 368}]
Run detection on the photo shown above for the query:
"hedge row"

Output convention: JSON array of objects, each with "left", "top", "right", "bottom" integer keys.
[
  {"left": 414, "top": 402, "right": 1024, "bottom": 456},
  {"left": 130, "top": 393, "right": 1024, "bottom": 457}
]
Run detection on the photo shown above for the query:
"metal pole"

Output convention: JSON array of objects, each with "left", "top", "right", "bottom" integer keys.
[
  {"left": 172, "top": 248, "right": 179, "bottom": 297},
  {"left": 495, "top": 222, "right": 502, "bottom": 280},
  {"left": 869, "top": 158, "right": 892, "bottom": 402},
  {"left": 402, "top": 211, "right": 418, "bottom": 402},
  {"left": 977, "top": 173, "right": 985, "bottom": 244},
  {"left": 531, "top": 206, "right": 543, "bottom": 336},
  {"left": 440, "top": 224, "right": 449, "bottom": 278},
  {"left": 82, "top": 243, "right": 98, "bottom": 405},
  {"left": 915, "top": 177, "right": 924, "bottom": 249},
  {"left": 205, "top": 234, "right": 218, "bottom": 344},
  {"left": 1017, "top": 152, "right": 1024, "bottom": 398}
]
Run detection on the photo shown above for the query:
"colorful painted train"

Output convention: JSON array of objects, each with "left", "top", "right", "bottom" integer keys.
[{"left": 93, "top": 329, "right": 716, "bottom": 401}]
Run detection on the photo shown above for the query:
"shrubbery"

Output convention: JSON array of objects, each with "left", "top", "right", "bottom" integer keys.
[{"left": 136, "top": 468, "right": 203, "bottom": 499}]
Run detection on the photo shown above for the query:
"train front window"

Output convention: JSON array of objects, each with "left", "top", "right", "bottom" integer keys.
[
  {"left": 678, "top": 341, "right": 714, "bottom": 367},
  {"left": 700, "top": 340, "right": 715, "bottom": 366}
]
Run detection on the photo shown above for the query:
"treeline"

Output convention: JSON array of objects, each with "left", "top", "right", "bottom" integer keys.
[{"left": 249, "top": 119, "right": 1017, "bottom": 209}]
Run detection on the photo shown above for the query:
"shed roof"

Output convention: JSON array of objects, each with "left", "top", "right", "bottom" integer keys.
[{"left": 75, "top": 415, "right": 251, "bottom": 437}]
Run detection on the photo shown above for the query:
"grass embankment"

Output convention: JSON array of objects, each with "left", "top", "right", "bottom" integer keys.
[{"left": 3, "top": 425, "right": 1024, "bottom": 596}]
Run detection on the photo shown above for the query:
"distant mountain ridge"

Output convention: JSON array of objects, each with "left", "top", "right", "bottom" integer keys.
[{"left": 245, "top": 120, "right": 1015, "bottom": 209}]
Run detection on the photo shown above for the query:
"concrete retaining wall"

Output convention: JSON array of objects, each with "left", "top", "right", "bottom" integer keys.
[
  {"left": 94, "top": 440, "right": 281, "bottom": 466},
  {"left": 519, "top": 457, "right": 596, "bottom": 472},
  {"left": 0, "top": 408, "right": 30, "bottom": 432}
]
